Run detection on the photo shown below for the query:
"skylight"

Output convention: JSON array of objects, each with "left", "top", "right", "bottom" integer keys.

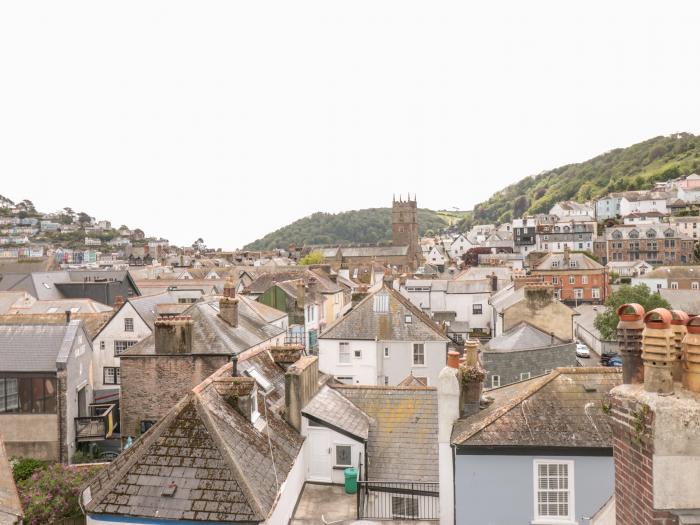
[{"left": 247, "top": 368, "right": 273, "bottom": 392}]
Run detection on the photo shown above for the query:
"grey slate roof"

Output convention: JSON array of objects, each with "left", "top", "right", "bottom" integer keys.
[
  {"left": 659, "top": 289, "right": 700, "bottom": 316},
  {"left": 320, "top": 286, "right": 449, "bottom": 342},
  {"left": 339, "top": 246, "right": 408, "bottom": 258},
  {"left": 533, "top": 252, "right": 604, "bottom": 271},
  {"left": 333, "top": 385, "right": 438, "bottom": 482},
  {"left": 484, "top": 322, "right": 563, "bottom": 352},
  {"left": 82, "top": 365, "right": 304, "bottom": 523},
  {"left": 302, "top": 385, "right": 370, "bottom": 441},
  {"left": 123, "top": 298, "right": 285, "bottom": 356},
  {"left": 244, "top": 269, "right": 341, "bottom": 295},
  {"left": 451, "top": 367, "right": 622, "bottom": 448},
  {"left": 0, "top": 321, "right": 82, "bottom": 372}
]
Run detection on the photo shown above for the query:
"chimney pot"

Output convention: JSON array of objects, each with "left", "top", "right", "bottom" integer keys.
[
  {"left": 231, "top": 355, "right": 238, "bottom": 377},
  {"left": 617, "top": 303, "right": 645, "bottom": 385},
  {"left": 670, "top": 310, "right": 689, "bottom": 382},
  {"left": 642, "top": 308, "right": 674, "bottom": 394},
  {"left": 447, "top": 351, "right": 460, "bottom": 369},
  {"left": 682, "top": 316, "right": 700, "bottom": 393}
]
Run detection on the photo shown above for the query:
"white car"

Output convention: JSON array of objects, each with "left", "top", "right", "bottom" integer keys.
[{"left": 576, "top": 342, "right": 590, "bottom": 358}]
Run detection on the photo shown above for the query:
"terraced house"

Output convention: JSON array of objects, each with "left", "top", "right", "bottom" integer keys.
[{"left": 604, "top": 224, "right": 695, "bottom": 265}]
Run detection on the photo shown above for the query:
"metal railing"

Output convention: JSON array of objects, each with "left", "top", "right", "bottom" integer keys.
[
  {"left": 357, "top": 481, "right": 439, "bottom": 521},
  {"left": 75, "top": 403, "right": 116, "bottom": 442}
]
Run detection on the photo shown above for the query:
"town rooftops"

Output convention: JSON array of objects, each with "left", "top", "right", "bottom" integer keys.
[
  {"left": 81, "top": 361, "right": 303, "bottom": 523},
  {"left": 658, "top": 289, "right": 700, "bottom": 316},
  {"left": 338, "top": 245, "right": 409, "bottom": 258},
  {"left": 637, "top": 265, "right": 700, "bottom": 280},
  {"left": 533, "top": 251, "right": 604, "bottom": 271},
  {"left": 319, "top": 286, "right": 448, "bottom": 342},
  {"left": 484, "top": 322, "right": 564, "bottom": 352},
  {"left": 606, "top": 224, "right": 691, "bottom": 240},
  {"left": 331, "top": 384, "right": 438, "bottom": 482},
  {"left": 301, "top": 385, "right": 370, "bottom": 441},
  {"left": 451, "top": 367, "right": 622, "bottom": 449},
  {"left": 122, "top": 297, "right": 285, "bottom": 357},
  {"left": 243, "top": 269, "right": 341, "bottom": 295},
  {"left": 0, "top": 321, "right": 86, "bottom": 373},
  {"left": 0, "top": 310, "right": 114, "bottom": 340}
]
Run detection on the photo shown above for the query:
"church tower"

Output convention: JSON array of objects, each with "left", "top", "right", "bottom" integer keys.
[{"left": 392, "top": 194, "right": 421, "bottom": 268}]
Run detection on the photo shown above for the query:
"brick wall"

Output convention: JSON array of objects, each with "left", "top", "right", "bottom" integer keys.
[
  {"left": 120, "top": 354, "right": 229, "bottom": 440},
  {"left": 609, "top": 395, "right": 679, "bottom": 525}
]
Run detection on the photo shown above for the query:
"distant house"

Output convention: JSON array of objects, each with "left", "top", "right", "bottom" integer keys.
[
  {"left": 530, "top": 249, "right": 609, "bottom": 304},
  {"left": 632, "top": 265, "right": 700, "bottom": 291},
  {"left": 549, "top": 200, "right": 595, "bottom": 220},
  {"left": 605, "top": 260, "right": 653, "bottom": 278},
  {"left": 605, "top": 224, "right": 695, "bottom": 265},
  {"left": 481, "top": 322, "right": 577, "bottom": 388},
  {"left": 448, "top": 234, "right": 474, "bottom": 259},
  {"left": 595, "top": 193, "right": 623, "bottom": 221},
  {"left": 0, "top": 321, "right": 96, "bottom": 463},
  {"left": 619, "top": 191, "right": 669, "bottom": 217},
  {"left": 318, "top": 286, "right": 449, "bottom": 386},
  {"left": 450, "top": 368, "right": 621, "bottom": 525},
  {"left": 426, "top": 245, "right": 446, "bottom": 267}
]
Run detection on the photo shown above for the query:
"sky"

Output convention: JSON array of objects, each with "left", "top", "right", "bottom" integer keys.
[{"left": 1, "top": 1, "right": 700, "bottom": 249}]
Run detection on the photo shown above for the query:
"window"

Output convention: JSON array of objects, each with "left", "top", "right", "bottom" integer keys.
[
  {"left": 140, "top": 420, "right": 155, "bottom": 434},
  {"left": 592, "top": 288, "right": 600, "bottom": 299},
  {"left": 307, "top": 305, "right": 314, "bottom": 322},
  {"left": 413, "top": 343, "right": 425, "bottom": 366},
  {"left": 392, "top": 496, "right": 419, "bottom": 519},
  {"left": 671, "top": 282, "right": 679, "bottom": 290},
  {"left": 354, "top": 349, "right": 362, "bottom": 359},
  {"left": 384, "top": 376, "right": 389, "bottom": 385},
  {"left": 551, "top": 260, "right": 558, "bottom": 268},
  {"left": 520, "top": 372, "right": 531, "bottom": 380},
  {"left": 99, "top": 341, "right": 105, "bottom": 351},
  {"left": 374, "top": 293, "right": 389, "bottom": 313},
  {"left": 472, "top": 304, "right": 483, "bottom": 315},
  {"left": 552, "top": 276, "right": 558, "bottom": 285},
  {"left": 114, "top": 340, "right": 136, "bottom": 355},
  {"left": 0, "top": 377, "right": 56, "bottom": 414},
  {"left": 336, "top": 376, "right": 354, "bottom": 385},
  {"left": 568, "top": 276, "right": 575, "bottom": 284},
  {"left": 534, "top": 460, "right": 574, "bottom": 522},
  {"left": 124, "top": 318, "right": 134, "bottom": 332},
  {"left": 581, "top": 275, "right": 588, "bottom": 285},
  {"left": 569, "top": 260, "right": 577, "bottom": 268},
  {"left": 384, "top": 346, "right": 390, "bottom": 358},
  {"left": 405, "top": 314, "right": 412, "bottom": 324},
  {"left": 103, "top": 367, "right": 121, "bottom": 385},
  {"left": 693, "top": 282, "right": 699, "bottom": 290},
  {"left": 339, "top": 342, "right": 351, "bottom": 364},
  {"left": 574, "top": 289, "right": 584, "bottom": 300},
  {"left": 247, "top": 369, "right": 273, "bottom": 392},
  {"left": 491, "top": 375, "right": 501, "bottom": 388},
  {"left": 335, "top": 445, "right": 352, "bottom": 467}
]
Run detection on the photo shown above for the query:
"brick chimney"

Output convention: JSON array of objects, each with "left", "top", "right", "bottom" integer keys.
[
  {"left": 213, "top": 376, "right": 257, "bottom": 421},
  {"left": 114, "top": 295, "right": 126, "bottom": 310},
  {"left": 269, "top": 344, "right": 304, "bottom": 368},
  {"left": 642, "top": 308, "right": 674, "bottom": 395},
  {"left": 617, "top": 303, "right": 645, "bottom": 384},
  {"left": 284, "top": 356, "right": 320, "bottom": 432},
  {"left": 219, "top": 278, "right": 239, "bottom": 327},
  {"left": 670, "top": 310, "right": 689, "bottom": 382},
  {"left": 295, "top": 279, "right": 306, "bottom": 306},
  {"left": 154, "top": 315, "right": 193, "bottom": 354}
]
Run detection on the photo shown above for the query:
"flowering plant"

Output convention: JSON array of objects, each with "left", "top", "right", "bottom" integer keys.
[{"left": 458, "top": 364, "right": 485, "bottom": 384}]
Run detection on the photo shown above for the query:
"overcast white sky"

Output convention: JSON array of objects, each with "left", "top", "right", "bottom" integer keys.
[{"left": 1, "top": 1, "right": 699, "bottom": 249}]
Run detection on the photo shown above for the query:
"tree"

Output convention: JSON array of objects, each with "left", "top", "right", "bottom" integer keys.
[
  {"left": 298, "top": 251, "right": 324, "bottom": 265},
  {"left": 593, "top": 284, "right": 671, "bottom": 340},
  {"left": 513, "top": 195, "right": 529, "bottom": 218},
  {"left": 77, "top": 212, "right": 92, "bottom": 225}
]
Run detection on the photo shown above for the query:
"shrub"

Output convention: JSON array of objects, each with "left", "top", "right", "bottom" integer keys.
[
  {"left": 18, "top": 463, "right": 104, "bottom": 525},
  {"left": 11, "top": 457, "right": 48, "bottom": 483},
  {"left": 459, "top": 364, "right": 485, "bottom": 384}
]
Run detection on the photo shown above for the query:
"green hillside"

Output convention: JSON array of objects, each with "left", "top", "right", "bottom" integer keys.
[
  {"left": 244, "top": 208, "right": 447, "bottom": 250},
  {"left": 470, "top": 133, "right": 700, "bottom": 225}
]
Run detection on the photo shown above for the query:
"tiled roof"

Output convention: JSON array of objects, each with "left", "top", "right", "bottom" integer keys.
[
  {"left": 451, "top": 367, "right": 622, "bottom": 448},
  {"left": 83, "top": 363, "right": 304, "bottom": 523},
  {"left": 302, "top": 385, "right": 370, "bottom": 441},
  {"left": 0, "top": 321, "right": 82, "bottom": 372},
  {"left": 533, "top": 252, "right": 604, "bottom": 271},
  {"left": 0, "top": 311, "right": 113, "bottom": 340},
  {"left": 638, "top": 265, "right": 700, "bottom": 280},
  {"left": 123, "top": 299, "right": 285, "bottom": 357},
  {"left": 339, "top": 246, "right": 409, "bottom": 258},
  {"left": 319, "top": 286, "right": 448, "bottom": 342},
  {"left": 333, "top": 385, "right": 438, "bottom": 482},
  {"left": 484, "top": 322, "right": 564, "bottom": 352},
  {"left": 244, "top": 269, "right": 341, "bottom": 295}
]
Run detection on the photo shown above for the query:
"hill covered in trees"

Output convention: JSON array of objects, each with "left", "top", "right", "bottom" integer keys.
[
  {"left": 468, "top": 133, "right": 700, "bottom": 226},
  {"left": 244, "top": 208, "right": 447, "bottom": 250}
]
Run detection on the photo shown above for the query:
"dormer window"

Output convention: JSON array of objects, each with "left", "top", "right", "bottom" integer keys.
[
  {"left": 629, "top": 230, "right": 639, "bottom": 239},
  {"left": 646, "top": 229, "right": 657, "bottom": 238},
  {"left": 612, "top": 231, "right": 622, "bottom": 240},
  {"left": 246, "top": 368, "right": 273, "bottom": 393},
  {"left": 570, "top": 260, "right": 577, "bottom": 268},
  {"left": 664, "top": 229, "right": 674, "bottom": 238},
  {"left": 551, "top": 261, "right": 559, "bottom": 268}
]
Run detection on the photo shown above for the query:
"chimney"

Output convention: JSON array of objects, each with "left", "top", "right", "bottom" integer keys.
[
  {"left": 563, "top": 244, "right": 571, "bottom": 265},
  {"left": 295, "top": 279, "right": 306, "bottom": 306},
  {"left": 219, "top": 278, "right": 239, "bottom": 327},
  {"left": 65, "top": 310, "right": 71, "bottom": 324},
  {"left": 270, "top": 344, "right": 304, "bottom": 368},
  {"left": 154, "top": 315, "right": 193, "bottom": 354},
  {"left": 683, "top": 316, "right": 700, "bottom": 393},
  {"left": 284, "top": 356, "right": 320, "bottom": 432},
  {"left": 329, "top": 273, "right": 338, "bottom": 283},
  {"left": 616, "top": 303, "right": 645, "bottom": 384},
  {"left": 114, "top": 295, "right": 126, "bottom": 310},
  {"left": 458, "top": 340, "right": 483, "bottom": 418},
  {"left": 670, "top": 310, "right": 689, "bottom": 382},
  {"left": 214, "top": 376, "right": 257, "bottom": 421},
  {"left": 490, "top": 272, "right": 498, "bottom": 292},
  {"left": 231, "top": 354, "right": 238, "bottom": 377},
  {"left": 438, "top": 352, "right": 461, "bottom": 525},
  {"left": 642, "top": 308, "right": 674, "bottom": 395}
]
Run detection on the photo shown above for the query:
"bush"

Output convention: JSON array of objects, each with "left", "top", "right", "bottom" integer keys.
[
  {"left": 620, "top": 277, "right": 632, "bottom": 284},
  {"left": 11, "top": 457, "right": 48, "bottom": 483},
  {"left": 18, "top": 463, "right": 103, "bottom": 525}
]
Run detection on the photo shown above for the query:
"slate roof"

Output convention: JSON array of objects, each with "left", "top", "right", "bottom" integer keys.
[
  {"left": 659, "top": 289, "right": 700, "bottom": 316},
  {"left": 484, "top": 322, "right": 564, "bottom": 352},
  {"left": 455, "top": 266, "right": 512, "bottom": 283},
  {"left": 0, "top": 311, "right": 113, "bottom": 340},
  {"left": 127, "top": 291, "right": 190, "bottom": 330},
  {"left": 339, "top": 246, "right": 408, "bottom": 258},
  {"left": 319, "top": 286, "right": 448, "bottom": 342},
  {"left": 451, "top": 367, "right": 622, "bottom": 448},
  {"left": 333, "top": 385, "right": 438, "bottom": 482},
  {"left": 82, "top": 364, "right": 304, "bottom": 523},
  {"left": 0, "top": 321, "right": 82, "bottom": 372},
  {"left": 302, "top": 385, "right": 370, "bottom": 441},
  {"left": 122, "top": 298, "right": 285, "bottom": 356},
  {"left": 244, "top": 269, "right": 341, "bottom": 295},
  {"left": 533, "top": 252, "right": 604, "bottom": 271},
  {"left": 638, "top": 265, "right": 700, "bottom": 280}
]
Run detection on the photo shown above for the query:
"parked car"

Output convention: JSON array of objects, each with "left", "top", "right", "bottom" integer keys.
[
  {"left": 576, "top": 341, "right": 590, "bottom": 358},
  {"left": 607, "top": 356, "right": 623, "bottom": 367},
  {"left": 600, "top": 351, "right": 619, "bottom": 367}
]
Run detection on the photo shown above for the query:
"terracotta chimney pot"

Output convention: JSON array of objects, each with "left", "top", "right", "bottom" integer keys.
[{"left": 642, "top": 308, "right": 674, "bottom": 394}]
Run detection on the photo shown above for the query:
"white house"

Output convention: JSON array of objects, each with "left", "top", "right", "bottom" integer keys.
[
  {"left": 426, "top": 246, "right": 446, "bottom": 266},
  {"left": 448, "top": 234, "right": 473, "bottom": 259},
  {"left": 549, "top": 201, "right": 595, "bottom": 219},
  {"left": 619, "top": 191, "right": 669, "bottom": 217},
  {"left": 318, "top": 286, "right": 450, "bottom": 386}
]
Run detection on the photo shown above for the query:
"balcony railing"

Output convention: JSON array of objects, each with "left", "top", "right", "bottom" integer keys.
[
  {"left": 357, "top": 481, "right": 439, "bottom": 521},
  {"left": 75, "top": 403, "right": 116, "bottom": 442}
]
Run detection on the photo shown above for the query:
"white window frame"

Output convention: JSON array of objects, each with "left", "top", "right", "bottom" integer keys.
[
  {"left": 412, "top": 343, "right": 425, "bottom": 366},
  {"left": 124, "top": 317, "right": 134, "bottom": 332},
  {"left": 405, "top": 314, "right": 412, "bottom": 324},
  {"left": 491, "top": 375, "right": 501, "bottom": 388},
  {"left": 374, "top": 293, "right": 389, "bottom": 313},
  {"left": 591, "top": 288, "right": 600, "bottom": 299},
  {"left": 568, "top": 275, "right": 575, "bottom": 285},
  {"left": 335, "top": 444, "right": 352, "bottom": 467},
  {"left": 520, "top": 372, "right": 531, "bottom": 381},
  {"left": 533, "top": 459, "right": 575, "bottom": 524},
  {"left": 581, "top": 275, "right": 588, "bottom": 285},
  {"left": 574, "top": 288, "right": 584, "bottom": 300},
  {"left": 671, "top": 282, "right": 679, "bottom": 290},
  {"left": 693, "top": 282, "right": 699, "bottom": 290},
  {"left": 338, "top": 342, "right": 351, "bottom": 364}
]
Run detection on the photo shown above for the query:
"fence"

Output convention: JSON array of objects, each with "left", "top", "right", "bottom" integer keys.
[{"left": 357, "top": 481, "right": 439, "bottom": 521}]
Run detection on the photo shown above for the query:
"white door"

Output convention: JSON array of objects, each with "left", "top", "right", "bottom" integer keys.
[{"left": 307, "top": 429, "right": 332, "bottom": 482}]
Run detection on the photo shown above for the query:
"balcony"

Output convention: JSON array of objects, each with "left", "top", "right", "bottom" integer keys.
[
  {"left": 358, "top": 481, "right": 439, "bottom": 521},
  {"left": 75, "top": 403, "right": 117, "bottom": 442}
]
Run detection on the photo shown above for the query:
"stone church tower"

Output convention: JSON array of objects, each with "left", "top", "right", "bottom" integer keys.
[{"left": 392, "top": 195, "right": 421, "bottom": 268}]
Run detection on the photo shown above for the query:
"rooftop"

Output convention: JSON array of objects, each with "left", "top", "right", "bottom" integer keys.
[{"left": 0, "top": 321, "right": 84, "bottom": 372}]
